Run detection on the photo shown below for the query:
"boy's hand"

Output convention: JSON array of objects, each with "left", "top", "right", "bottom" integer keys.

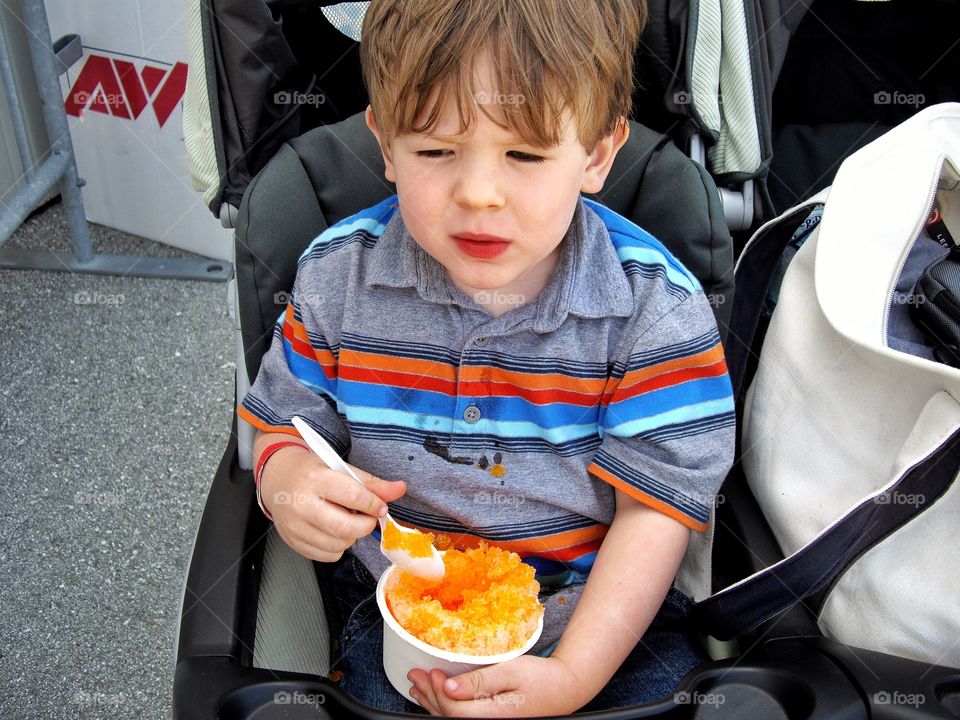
[
  {"left": 407, "top": 655, "right": 587, "bottom": 717},
  {"left": 260, "top": 445, "right": 407, "bottom": 562}
]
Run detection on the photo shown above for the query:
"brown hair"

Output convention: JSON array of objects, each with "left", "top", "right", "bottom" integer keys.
[{"left": 360, "top": 0, "right": 646, "bottom": 151}]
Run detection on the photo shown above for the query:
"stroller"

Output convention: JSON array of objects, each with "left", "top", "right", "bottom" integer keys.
[{"left": 175, "top": 1, "right": 960, "bottom": 718}]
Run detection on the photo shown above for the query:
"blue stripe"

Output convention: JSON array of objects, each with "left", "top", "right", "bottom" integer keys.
[
  {"left": 606, "top": 374, "right": 733, "bottom": 420},
  {"left": 617, "top": 253, "right": 696, "bottom": 296},
  {"left": 338, "top": 381, "right": 600, "bottom": 427},
  {"left": 344, "top": 403, "right": 599, "bottom": 445},
  {"left": 284, "top": 338, "right": 338, "bottom": 397},
  {"left": 339, "top": 381, "right": 456, "bottom": 419},
  {"left": 583, "top": 198, "right": 700, "bottom": 293},
  {"left": 603, "top": 395, "right": 736, "bottom": 437},
  {"left": 298, "top": 197, "right": 397, "bottom": 263},
  {"left": 527, "top": 553, "right": 597, "bottom": 577},
  {"left": 300, "top": 228, "right": 378, "bottom": 264}
]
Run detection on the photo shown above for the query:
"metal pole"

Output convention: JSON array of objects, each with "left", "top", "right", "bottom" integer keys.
[
  {"left": 0, "top": 22, "right": 37, "bottom": 184},
  {"left": 19, "top": 0, "right": 93, "bottom": 263}
]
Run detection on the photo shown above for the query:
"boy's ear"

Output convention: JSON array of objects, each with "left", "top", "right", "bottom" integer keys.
[
  {"left": 581, "top": 118, "right": 630, "bottom": 194},
  {"left": 365, "top": 106, "right": 397, "bottom": 183}
]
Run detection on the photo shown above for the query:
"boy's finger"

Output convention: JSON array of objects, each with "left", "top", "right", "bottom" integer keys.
[
  {"left": 408, "top": 669, "right": 441, "bottom": 715},
  {"left": 298, "top": 500, "right": 378, "bottom": 542},
  {"left": 444, "top": 664, "right": 512, "bottom": 700},
  {"left": 351, "top": 466, "right": 408, "bottom": 502},
  {"left": 319, "top": 472, "right": 394, "bottom": 519}
]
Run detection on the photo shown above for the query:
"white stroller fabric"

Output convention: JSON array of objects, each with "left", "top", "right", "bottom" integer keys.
[
  {"left": 689, "top": 0, "right": 763, "bottom": 178},
  {"left": 742, "top": 103, "right": 960, "bottom": 668},
  {"left": 184, "top": 0, "right": 221, "bottom": 209}
]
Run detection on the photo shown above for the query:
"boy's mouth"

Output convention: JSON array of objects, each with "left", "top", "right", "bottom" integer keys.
[{"left": 452, "top": 233, "right": 510, "bottom": 259}]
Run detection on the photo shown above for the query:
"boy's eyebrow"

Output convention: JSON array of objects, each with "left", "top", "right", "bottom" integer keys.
[{"left": 418, "top": 131, "right": 549, "bottom": 149}]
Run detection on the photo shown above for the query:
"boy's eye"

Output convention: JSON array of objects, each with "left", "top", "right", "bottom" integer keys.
[
  {"left": 507, "top": 150, "right": 547, "bottom": 163},
  {"left": 415, "top": 149, "right": 451, "bottom": 158}
]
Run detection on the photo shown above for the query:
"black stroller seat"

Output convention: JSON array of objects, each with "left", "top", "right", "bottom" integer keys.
[{"left": 174, "top": 111, "right": 751, "bottom": 719}]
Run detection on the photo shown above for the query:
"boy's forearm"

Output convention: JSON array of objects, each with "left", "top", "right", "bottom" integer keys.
[
  {"left": 252, "top": 429, "right": 305, "bottom": 465},
  {"left": 551, "top": 494, "right": 691, "bottom": 707}
]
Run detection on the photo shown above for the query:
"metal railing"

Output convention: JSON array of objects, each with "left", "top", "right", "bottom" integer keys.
[{"left": 0, "top": 0, "right": 229, "bottom": 281}]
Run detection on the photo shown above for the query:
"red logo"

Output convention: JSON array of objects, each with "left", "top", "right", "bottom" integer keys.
[{"left": 64, "top": 53, "right": 188, "bottom": 128}]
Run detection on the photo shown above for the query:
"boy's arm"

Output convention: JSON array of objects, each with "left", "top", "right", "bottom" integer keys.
[
  {"left": 550, "top": 491, "right": 690, "bottom": 703},
  {"left": 409, "top": 490, "right": 690, "bottom": 716},
  {"left": 253, "top": 428, "right": 406, "bottom": 562}
]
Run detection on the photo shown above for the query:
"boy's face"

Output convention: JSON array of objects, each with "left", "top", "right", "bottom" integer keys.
[{"left": 367, "top": 56, "right": 627, "bottom": 309}]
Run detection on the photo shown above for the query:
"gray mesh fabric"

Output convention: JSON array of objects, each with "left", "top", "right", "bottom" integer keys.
[{"left": 253, "top": 527, "right": 331, "bottom": 676}]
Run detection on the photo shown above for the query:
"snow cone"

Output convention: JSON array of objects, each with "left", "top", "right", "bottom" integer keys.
[{"left": 376, "top": 543, "right": 544, "bottom": 703}]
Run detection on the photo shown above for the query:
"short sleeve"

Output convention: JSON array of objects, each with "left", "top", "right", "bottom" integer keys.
[
  {"left": 238, "top": 268, "right": 350, "bottom": 455},
  {"left": 587, "top": 293, "right": 735, "bottom": 531}
]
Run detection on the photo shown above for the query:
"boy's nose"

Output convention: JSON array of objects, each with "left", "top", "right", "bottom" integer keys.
[{"left": 452, "top": 159, "right": 505, "bottom": 210}]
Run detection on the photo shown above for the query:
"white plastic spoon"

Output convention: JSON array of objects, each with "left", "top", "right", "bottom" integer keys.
[{"left": 291, "top": 416, "right": 445, "bottom": 580}]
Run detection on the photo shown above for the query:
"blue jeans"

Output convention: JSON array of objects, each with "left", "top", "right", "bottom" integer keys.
[{"left": 323, "top": 554, "right": 708, "bottom": 714}]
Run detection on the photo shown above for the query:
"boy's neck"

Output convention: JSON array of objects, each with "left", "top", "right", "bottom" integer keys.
[{"left": 454, "top": 243, "right": 564, "bottom": 318}]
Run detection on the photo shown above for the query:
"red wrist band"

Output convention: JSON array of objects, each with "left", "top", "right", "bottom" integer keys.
[{"left": 255, "top": 440, "right": 308, "bottom": 521}]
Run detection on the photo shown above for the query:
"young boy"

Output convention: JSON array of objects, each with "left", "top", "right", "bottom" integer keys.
[{"left": 238, "top": 0, "right": 734, "bottom": 715}]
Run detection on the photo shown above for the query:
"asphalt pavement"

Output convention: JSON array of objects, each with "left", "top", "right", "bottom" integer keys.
[{"left": 0, "top": 201, "right": 235, "bottom": 719}]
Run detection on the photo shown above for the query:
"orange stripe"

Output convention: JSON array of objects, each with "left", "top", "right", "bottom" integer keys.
[
  {"left": 400, "top": 523, "right": 609, "bottom": 557},
  {"left": 620, "top": 345, "right": 726, "bottom": 389},
  {"left": 458, "top": 381, "right": 601, "bottom": 407},
  {"left": 283, "top": 313, "right": 338, "bottom": 374},
  {"left": 339, "top": 365, "right": 457, "bottom": 394},
  {"left": 538, "top": 538, "right": 605, "bottom": 563},
  {"left": 282, "top": 313, "right": 314, "bottom": 358},
  {"left": 587, "top": 463, "right": 708, "bottom": 532},
  {"left": 237, "top": 405, "right": 304, "bottom": 437},
  {"left": 460, "top": 365, "right": 608, "bottom": 394},
  {"left": 340, "top": 349, "right": 458, "bottom": 383},
  {"left": 607, "top": 359, "right": 729, "bottom": 404}
]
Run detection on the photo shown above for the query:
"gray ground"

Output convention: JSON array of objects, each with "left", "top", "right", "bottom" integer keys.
[{"left": 0, "top": 202, "right": 235, "bottom": 719}]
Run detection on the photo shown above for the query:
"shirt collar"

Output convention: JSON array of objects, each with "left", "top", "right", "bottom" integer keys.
[{"left": 366, "top": 199, "right": 634, "bottom": 331}]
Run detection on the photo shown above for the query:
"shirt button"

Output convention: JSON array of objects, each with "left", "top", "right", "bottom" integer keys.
[
  {"left": 463, "top": 405, "right": 481, "bottom": 423},
  {"left": 474, "top": 336, "right": 488, "bottom": 346}
]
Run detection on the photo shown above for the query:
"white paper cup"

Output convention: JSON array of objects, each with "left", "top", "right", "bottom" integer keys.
[{"left": 376, "top": 565, "right": 544, "bottom": 704}]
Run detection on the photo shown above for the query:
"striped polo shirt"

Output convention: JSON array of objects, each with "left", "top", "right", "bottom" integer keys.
[{"left": 239, "top": 195, "right": 735, "bottom": 590}]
